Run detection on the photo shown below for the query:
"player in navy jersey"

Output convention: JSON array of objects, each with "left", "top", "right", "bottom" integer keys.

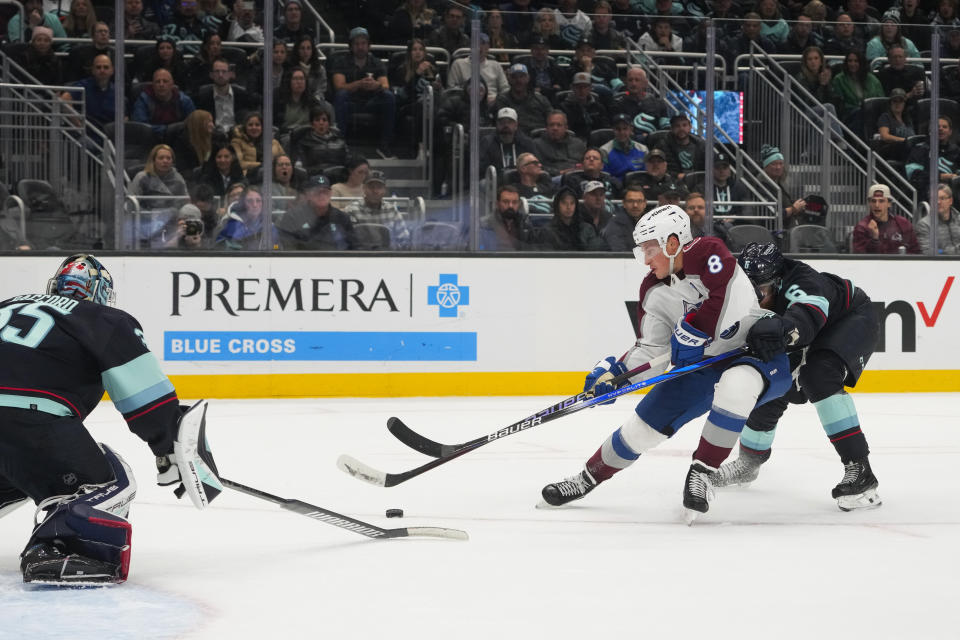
[
  {"left": 712, "top": 243, "right": 881, "bottom": 511},
  {"left": 539, "top": 205, "right": 792, "bottom": 523},
  {"left": 0, "top": 254, "right": 221, "bottom": 585}
]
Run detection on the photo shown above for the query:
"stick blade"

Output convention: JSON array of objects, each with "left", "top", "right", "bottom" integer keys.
[
  {"left": 337, "top": 454, "right": 388, "bottom": 487},
  {"left": 387, "top": 417, "right": 445, "bottom": 458},
  {"left": 393, "top": 527, "right": 470, "bottom": 541}
]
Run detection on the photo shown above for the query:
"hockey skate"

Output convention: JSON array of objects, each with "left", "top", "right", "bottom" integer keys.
[
  {"left": 683, "top": 462, "right": 716, "bottom": 525},
  {"left": 539, "top": 469, "right": 597, "bottom": 507},
  {"left": 21, "top": 541, "right": 122, "bottom": 586},
  {"left": 832, "top": 458, "right": 882, "bottom": 511},
  {"left": 711, "top": 447, "right": 771, "bottom": 489}
]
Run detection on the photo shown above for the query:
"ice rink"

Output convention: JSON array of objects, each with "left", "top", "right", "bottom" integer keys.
[{"left": 1, "top": 393, "right": 957, "bottom": 640}]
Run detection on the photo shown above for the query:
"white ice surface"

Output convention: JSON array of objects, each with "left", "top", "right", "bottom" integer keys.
[{"left": 1, "top": 394, "right": 958, "bottom": 640}]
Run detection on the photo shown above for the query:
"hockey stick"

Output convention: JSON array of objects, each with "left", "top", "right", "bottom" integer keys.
[
  {"left": 389, "top": 353, "right": 673, "bottom": 458},
  {"left": 220, "top": 477, "right": 468, "bottom": 541},
  {"left": 337, "top": 348, "right": 746, "bottom": 488}
]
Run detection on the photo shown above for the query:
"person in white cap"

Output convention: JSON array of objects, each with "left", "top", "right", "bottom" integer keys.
[
  {"left": 478, "top": 107, "right": 537, "bottom": 178},
  {"left": 852, "top": 183, "right": 920, "bottom": 254}
]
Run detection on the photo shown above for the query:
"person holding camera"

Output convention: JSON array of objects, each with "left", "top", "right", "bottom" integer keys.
[{"left": 163, "top": 203, "right": 207, "bottom": 250}]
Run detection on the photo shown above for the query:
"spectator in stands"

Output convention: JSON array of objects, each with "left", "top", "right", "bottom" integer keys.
[
  {"left": 708, "top": 0, "right": 744, "bottom": 40},
  {"left": 631, "top": 147, "right": 675, "bottom": 202},
  {"left": 535, "top": 110, "right": 586, "bottom": 175},
  {"left": 137, "top": 36, "right": 189, "bottom": 88},
  {"left": 639, "top": 16, "right": 685, "bottom": 61},
  {"left": 793, "top": 45, "right": 833, "bottom": 103},
  {"left": 568, "top": 36, "right": 623, "bottom": 102},
  {"left": 60, "top": 0, "right": 96, "bottom": 38},
  {"left": 216, "top": 185, "right": 274, "bottom": 249},
  {"left": 853, "top": 183, "right": 920, "bottom": 253},
  {"left": 290, "top": 35, "right": 328, "bottom": 101},
  {"left": 588, "top": 1, "right": 627, "bottom": 50},
  {"left": 437, "top": 77, "right": 492, "bottom": 132},
  {"left": 162, "top": 202, "right": 207, "bottom": 250},
  {"left": 132, "top": 68, "right": 196, "bottom": 137},
  {"left": 276, "top": 174, "right": 356, "bottom": 250},
  {"left": 610, "top": 0, "right": 646, "bottom": 41},
  {"left": 59, "top": 53, "right": 115, "bottom": 128},
  {"left": 188, "top": 183, "right": 219, "bottom": 241},
  {"left": 601, "top": 113, "right": 648, "bottom": 180},
  {"left": 389, "top": 38, "right": 442, "bottom": 109},
  {"left": 197, "top": 0, "right": 228, "bottom": 23},
  {"left": 845, "top": 0, "right": 880, "bottom": 41},
  {"left": 231, "top": 111, "right": 285, "bottom": 174},
  {"left": 185, "top": 31, "right": 222, "bottom": 94},
  {"left": 66, "top": 21, "right": 112, "bottom": 82},
  {"left": 876, "top": 88, "right": 914, "bottom": 159},
  {"left": 275, "top": 67, "right": 330, "bottom": 134},
  {"left": 332, "top": 27, "right": 397, "bottom": 158},
  {"left": 662, "top": 113, "right": 704, "bottom": 179},
  {"left": 270, "top": 154, "right": 301, "bottom": 210},
  {"left": 273, "top": 0, "right": 315, "bottom": 44},
  {"left": 779, "top": 14, "right": 823, "bottom": 54},
  {"left": 560, "top": 72, "right": 610, "bottom": 140},
  {"left": 130, "top": 144, "right": 189, "bottom": 243},
  {"left": 331, "top": 155, "right": 370, "bottom": 199},
  {"left": 196, "top": 58, "right": 259, "bottom": 135},
  {"left": 754, "top": 0, "right": 789, "bottom": 46},
  {"left": 514, "top": 153, "right": 557, "bottom": 203},
  {"left": 226, "top": 0, "right": 263, "bottom": 42},
  {"left": 446, "top": 33, "right": 508, "bottom": 105},
  {"left": 501, "top": 0, "right": 536, "bottom": 42},
  {"left": 196, "top": 142, "right": 244, "bottom": 197},
  {"left": 554, "top": 0, "right": 591, "bottom": 43},
  {"left": 890, "top": 0, "right": 929, "bottom": 51},
  {"left": 823, "top": 13, "right": 865, "bottom": 58},
  {"left": 875, "top": 45, "right": 925, "bottom": 99},
  {"left": 16, "top": 26, "right": 62, "bottom": 86},
  {"left": 760, "top": 144, "right": 806, "bottom": 228},
  {"left": 124, "top": 0, "right": 160, "bottom": 40},
  {"left": 516, "top": 35, "right": 565, "bottom": 105},
  {"left": 915, "top": 183, "right": 960, "bottom": 254},
  {"left": 612, "top": 67, "right": 671, "bottom": 133},
  {"left": 479, "top": 107, "right": 537, "bottom": 177},
  {"left": 579, "top": 180, "right": 612, "bottom": 250},
  {"left": 941, "top": 25, "right": 960, "bottom": 58},
  {"left": 7, "top": 0, "right": 66, "bottom": 43},
  {"left": 217, "top": 180, "right": 247, "bottom": 219},
  {"left": 542, "top": 186, "right": 587, "bottom": 251},
  {"left": 802, "top": 1, "right": 831, "bottom": 39},
  {"left": 493, "top": 64, "right": 553, "bottom": 135},
  {"left": 479, "top": 185, "right": 537, "bottom": 251},
  {"left": 164, "top": 0, "right": 213, "bottom": 49},
  {"left": 831, "top": 49, "right": 884, "bottom": 135},
  {"left": 169, "top": 109, "right": 224, "bottom": 173},
  {"left": 906, "top": 117, "right": 960, "bottom": 189},
  {"left": 602, "top": 183, "right": 648, "bottom": 251},
  {"left": 723, "top": 13, "right": 776, "bottom": 67},
  {"left": 293, "top": 107, "right": 349, "bottom": 176},
  {"left": 251, "top": 40, "right": 289, "bottom": 94},
  {"left": 562, "top": 146, "right": 622, "bottom": 197},
  {"left": 387, "top": 0, "right": 436, "bottom": 45},
  {"left": 866, "top": 13, "right": 920, "bottom": 62},
  {"left": 344, "top": 170, "right": 411, "bottom": 249},
  {"left": 531, "top": 7, "right": 567, "bottom": 50},
  {"left": 931, "top": 0, "right": 960, "bottom": 32},
  {"left": 692, "top": 150, "right": 750, "bottom": 219},
  {"left": 427, "top": 4, "right": 469, "bottom": 55},
  {"left": 485, "top": 9, "right": 518, "bottom": 62},
  {"left": 684, "top": 191, "right": 713, "bottom": 238}
]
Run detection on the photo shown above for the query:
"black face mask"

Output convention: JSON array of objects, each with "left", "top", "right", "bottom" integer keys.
[{"left": 501, "top": 207, "right": 519, "bottom": 221}]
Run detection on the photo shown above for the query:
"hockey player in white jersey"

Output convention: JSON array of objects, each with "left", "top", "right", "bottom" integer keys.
[{"left": 539, "top": 205, "right": 792, "bottom": 521}]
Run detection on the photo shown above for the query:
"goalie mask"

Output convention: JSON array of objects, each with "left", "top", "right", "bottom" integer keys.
[{"left": 46, "top": 254, "right": 116, "bottom": 306}]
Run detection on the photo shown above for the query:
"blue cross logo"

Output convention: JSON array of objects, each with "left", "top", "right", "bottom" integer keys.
[{"left": 428, "top": 274, "right": 470, "bottom": 318}]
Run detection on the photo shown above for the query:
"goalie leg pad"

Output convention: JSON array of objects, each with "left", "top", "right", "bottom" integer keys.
[{"left": 173, "top": 400, "right": 223, "bottom": 509}]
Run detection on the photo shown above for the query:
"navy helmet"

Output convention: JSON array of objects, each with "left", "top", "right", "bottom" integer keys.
[{"left": 737, "top": 242, "right": 784, "bottom": 300}]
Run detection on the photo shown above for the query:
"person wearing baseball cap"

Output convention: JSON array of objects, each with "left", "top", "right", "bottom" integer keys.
[
  {"left": 852, "top": 183, "right": 920, "bottom": 254},
  {"left": 579, "top": 179, "right": 612, "bottom": 250},
  {"left": 629, "top": 147, "right": 677, "bottom": 203},
  {"left": 663, "top": 111, "right": 705, "bottom": 179},
  {"left": 479, "top": 105, "right": 537, "bottom": 177},
  {"left": 493, "top": 59, "right": 553, "bottom": 134},
  {"left": 446, "top": 32, "right": 509, "bottom": 104},
  {"left": 559, "top": 71, "right": 610, "bottom": 139},
  {"left": 686, "top": 150, "right": 749, "bottom": 220},
  {"left": 343, "top": 170, "right": 412, "bottom": 249},
  {"left": 567, "top": 28, "right": 623, "bottom": 100},
  {"left": 600, "top": 113, "right": 649, "bottom": 180},
  {"left": 275, "top": 173, "right": 357, "bottom": 250},
  {"left": 514, "top": 34, "right": 565, "bottom": 103}
]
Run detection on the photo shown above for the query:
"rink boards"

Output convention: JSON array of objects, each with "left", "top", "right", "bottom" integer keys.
[{"left": 1, "top": 255, "right": 957, "bottom": 396}]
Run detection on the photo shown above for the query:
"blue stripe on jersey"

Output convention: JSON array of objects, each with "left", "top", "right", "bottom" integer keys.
[
  {"left": 740, "top": 425, "right": 776, "bottom": 452},
  {"left": 611, "top": 427, "right": 641, "bottom": 461},
  {"left": 0, "top": 393, "right": 74, "bottom": 417},
  {"left": 102, "top": 353, "right": 175, "bottom": 414},
  {"left": 707, "top": 405, "right": 747, "bottom": 432},
  {"left": 813, "top": 393, "right": 860, "bottom": 436}
]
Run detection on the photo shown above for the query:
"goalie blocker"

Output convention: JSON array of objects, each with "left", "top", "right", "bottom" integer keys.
[{"left": 157, "top": 400, "right": 224, "bottom": 510}]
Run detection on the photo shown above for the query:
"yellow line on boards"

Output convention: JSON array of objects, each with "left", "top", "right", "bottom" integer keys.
[{"left": 165, "top": 370, "right": 960, "bottom": 398}]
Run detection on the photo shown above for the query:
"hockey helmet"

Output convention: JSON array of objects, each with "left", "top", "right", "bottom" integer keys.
[
  {"left": 737, "top": 242, "right": 784, "bottom": 300},
  {"left": 632, "top": 204, "right": 692, "bottom": 263},
  {"left": 46, "top": 254, "right": 116, "bottom": 306}
]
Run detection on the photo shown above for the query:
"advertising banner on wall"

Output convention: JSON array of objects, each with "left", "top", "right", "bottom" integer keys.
[{"left": 0, "top": 256, "right": 956, "bottom": 395}]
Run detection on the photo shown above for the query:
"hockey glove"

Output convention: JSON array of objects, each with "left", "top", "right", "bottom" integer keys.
[
  {"left": 156, "top": 400, "right": 223, "bottom": 509},
  {"left": 584, "top": 356, "right": 629, "bottom": 405},
  {"left": 746, "top": 315, "right": 799, "bottom": 362},
  {"left": 671, "top": 318, "right": 711, "bottom": 367}
]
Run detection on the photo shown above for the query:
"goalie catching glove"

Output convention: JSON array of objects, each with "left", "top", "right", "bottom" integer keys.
[
  {"left": 584, "top": 356, "right": 629, "bottom": 405},
  {"left": 746, "top": 314, "right": 800, "bottom": 362},
  {"left": 156, "top": 400, "right": 223, "bottom": 509}
]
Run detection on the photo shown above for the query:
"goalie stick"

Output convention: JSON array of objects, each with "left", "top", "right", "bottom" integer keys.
[
  {"left": 220, "top": 477, "right": 468, "bottom": 541},
  {"left": 337, "top": 348, "right": 746, "bottom": 488}
]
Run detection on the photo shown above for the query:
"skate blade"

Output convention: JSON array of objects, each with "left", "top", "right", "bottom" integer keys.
[
  {"left": 25, "top": 579, "right": 119, "bottom": 588},
  {"left": 536, "top": 499, "right": 561, "bottom": 509},
  {"left": 837, "top": 488, "right": 882, "bottom": 512},
  {"left": 683, "top": 508, "right": 702, "bottom": 526}
]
